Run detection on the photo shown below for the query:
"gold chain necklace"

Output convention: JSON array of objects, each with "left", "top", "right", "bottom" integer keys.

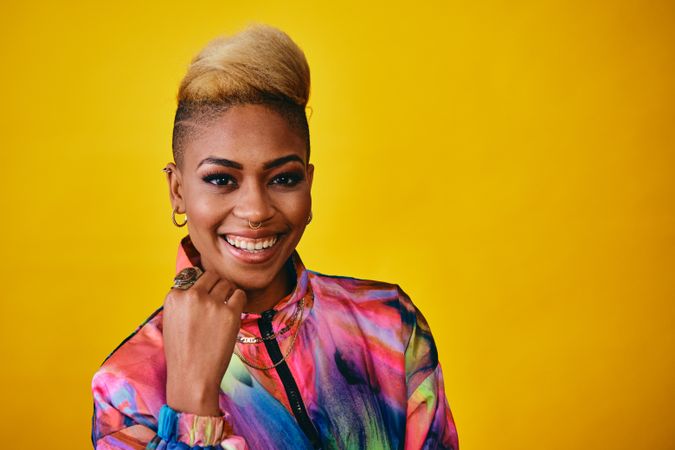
[
  {"left": 233, "top": 294, "right": 309, "bottom": 371},
  {"left": 236, "top": 297, "right": 305, "bottom": 344}
]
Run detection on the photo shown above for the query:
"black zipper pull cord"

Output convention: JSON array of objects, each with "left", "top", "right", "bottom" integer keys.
[{"left": 258, "top": 309, "right": 323, "bottom": 449}]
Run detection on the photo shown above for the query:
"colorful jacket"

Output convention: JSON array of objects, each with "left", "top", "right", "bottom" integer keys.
[{"left": 91, "top": 235, "right": 459, "bottom": 449}]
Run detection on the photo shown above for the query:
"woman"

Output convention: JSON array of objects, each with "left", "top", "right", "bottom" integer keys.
[{"left": 91, "top": 23, "right": 459, "bottom": 450}]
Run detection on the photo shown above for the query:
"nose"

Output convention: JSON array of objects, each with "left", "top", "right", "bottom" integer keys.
[{"left": 232, "top": 180, "right": 275, "bottom": 225}]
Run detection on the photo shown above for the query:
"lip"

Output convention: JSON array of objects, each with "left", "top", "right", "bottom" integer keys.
[
  {"left": 220, "top": 232, "right": 283, "bottom": 264},
  {"left": 222, "top": 230, "right": 281, "bottom": 239}
]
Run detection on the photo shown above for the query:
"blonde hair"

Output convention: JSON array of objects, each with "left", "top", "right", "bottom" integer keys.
[{"left": 172, "top": 23, "right": 311, "bottom": 167}]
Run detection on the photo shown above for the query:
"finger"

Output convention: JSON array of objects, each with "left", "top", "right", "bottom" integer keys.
[
  {"left": 226, "top": 289, "right": 247, "bottom": 314},
  {"left": 185, "top": 267, "right": 220, "bottom": 293},
  {"left": 209, "top": 278, "right": 235, "bottom": 302}
]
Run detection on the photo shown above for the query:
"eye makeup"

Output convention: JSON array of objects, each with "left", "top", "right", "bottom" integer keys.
[{"left": 200, "top": 170, "right": 306, "bottom": 188}]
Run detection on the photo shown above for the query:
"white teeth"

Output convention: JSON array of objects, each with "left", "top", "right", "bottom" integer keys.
[{"left": 224, "top": 234, "right": 278, "bottom": 252}]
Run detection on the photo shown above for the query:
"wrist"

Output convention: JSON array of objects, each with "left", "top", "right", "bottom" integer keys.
[{"left": 166, "top": 378, "right": 221, "bottom": 416}]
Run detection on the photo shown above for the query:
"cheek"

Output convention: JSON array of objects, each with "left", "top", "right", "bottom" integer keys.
[
  {"left": 283, "top": 191, "right": 311, "bottom": 225},
  {"left": 185, "top": 191, "right": 228, "bottom": 228}
]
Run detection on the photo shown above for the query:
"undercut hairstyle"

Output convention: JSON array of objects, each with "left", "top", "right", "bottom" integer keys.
[{"left": 171, "top": 24, "right": 311, "bottom": 168}]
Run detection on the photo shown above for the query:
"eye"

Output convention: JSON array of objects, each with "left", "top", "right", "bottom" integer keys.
[
  {"left": 202, "top": 172, "right": 237, "bottom": 187},
  {"left": 271, "top": 172, "right": 304, "bottom": 187}
]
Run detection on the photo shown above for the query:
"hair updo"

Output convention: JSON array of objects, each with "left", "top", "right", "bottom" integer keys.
[{"left": 171, "top": 24, "right": 311, "bottom": 168}]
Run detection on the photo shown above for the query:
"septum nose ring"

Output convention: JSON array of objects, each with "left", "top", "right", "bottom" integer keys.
[{"left": 248, "top": 220, "right": 263, "bottom": 230}]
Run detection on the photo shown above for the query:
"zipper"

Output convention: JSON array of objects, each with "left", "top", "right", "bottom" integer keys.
[{"left": 258, "top": 309, "right": 322, "bottom": 449}]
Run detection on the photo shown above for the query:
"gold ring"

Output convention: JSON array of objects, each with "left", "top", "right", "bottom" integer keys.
[{"left": 171, "top": 266, "right": 203, "bottom": 290}]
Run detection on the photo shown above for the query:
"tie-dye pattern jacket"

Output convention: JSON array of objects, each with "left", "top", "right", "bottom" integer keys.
[{"left": 91, "top": 235, "right": 459, "bottom": 449}]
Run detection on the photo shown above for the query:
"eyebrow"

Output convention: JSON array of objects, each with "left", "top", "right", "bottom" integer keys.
[{"left": 197, "top": 154, "right": 305, "bottom": 171}]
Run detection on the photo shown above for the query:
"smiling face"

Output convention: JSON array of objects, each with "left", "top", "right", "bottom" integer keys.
[{"left": 165, "top": 103, "right": 314, "bottom": 312}]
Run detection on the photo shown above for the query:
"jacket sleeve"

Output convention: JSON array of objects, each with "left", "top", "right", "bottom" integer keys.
[
  {"left": 91, "top": 370, "right": 248, "bottom": 450},
  {"left": 398, "top": 286, "right": 460, "bottom": 450}
]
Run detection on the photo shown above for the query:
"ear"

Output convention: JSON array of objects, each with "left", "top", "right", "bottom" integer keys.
[
  {"left": 164, "top": 162, "right": 186, "bottom": 214},
  {"left": 306, "top": 163, "right": 315, "bottom": 190}
]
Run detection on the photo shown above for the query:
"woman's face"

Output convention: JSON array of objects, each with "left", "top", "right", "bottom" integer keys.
[{"left": 165, "top": 103, "right": 313, "bottom": 299}]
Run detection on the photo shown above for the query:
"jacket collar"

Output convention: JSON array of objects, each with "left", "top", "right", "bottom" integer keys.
[{"left": 174, "top": 234, "right": 311, "bottom": 327}]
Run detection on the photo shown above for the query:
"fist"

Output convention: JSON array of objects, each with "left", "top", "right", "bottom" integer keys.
[{"left": 162, "top": 267, "right": 247, "bottom": 415}]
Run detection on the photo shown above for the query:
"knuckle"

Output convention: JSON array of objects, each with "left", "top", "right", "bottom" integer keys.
[
  {"left": 231, "top": 288, "right": 246, "bottom": 300},
  {"left": 164, "top": 292, "right": 177, "bottom": 306},
  {"left": 184, "top": 288, "right": 202, "bottom": 302}
]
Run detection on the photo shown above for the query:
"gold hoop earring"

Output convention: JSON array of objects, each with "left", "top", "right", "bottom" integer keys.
[
  {"left": 306, "top": 211, "right": 313, "bottom": 224},
  {"left": 172, "top": 207, "right": 187, "bottom": 227}
]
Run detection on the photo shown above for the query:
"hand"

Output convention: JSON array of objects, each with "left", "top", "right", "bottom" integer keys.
[{"left": 163, "top": 267, "right": 247, "bottom": 416}]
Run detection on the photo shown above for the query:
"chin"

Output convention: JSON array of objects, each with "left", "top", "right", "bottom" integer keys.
[
  {"left": 231, "top": 272, "right": 277, "bottom": 291},
  {"left": 222, "top": 258, "right": 289, "bottom": 291}
]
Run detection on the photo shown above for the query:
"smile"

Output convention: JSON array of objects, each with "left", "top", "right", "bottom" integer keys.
[{"left": 224, "top": 234, "right": 279, "bottom": 252}]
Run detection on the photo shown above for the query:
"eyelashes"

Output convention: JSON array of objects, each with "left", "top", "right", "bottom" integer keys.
[
  {"left": 271, "top": 172, "right": 305, "bottom": 186},
  {"left": 202, "top": 172, "right": 236, "bottom": 186},
  {"left": 201, "top": 171, "right": 305, "bottom": 188}
]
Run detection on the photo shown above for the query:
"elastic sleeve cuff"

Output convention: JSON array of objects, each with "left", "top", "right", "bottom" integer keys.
[{"left": 159, "top": 404, "right": 234, "bottom": 447}]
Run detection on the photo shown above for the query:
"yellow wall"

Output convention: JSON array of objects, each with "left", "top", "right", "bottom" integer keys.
[{"left": 1, "top": 1, "right": 673, "bottom": 448}]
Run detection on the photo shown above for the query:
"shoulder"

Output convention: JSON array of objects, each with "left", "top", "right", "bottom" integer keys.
[
  {"left": 305, "top": 269, "right": 439, "bottom": 387},
  {"left": 308, "top": 268, "right": 411, "bottom": 306},
  {"left": 91, "top": 306, "right": 166, "bottom": 431},
  {"left": 307, "top": 269, "right": 420, "bottom": 336}
]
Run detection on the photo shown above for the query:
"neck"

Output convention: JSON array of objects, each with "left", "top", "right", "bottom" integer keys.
[{"left": 243, "top": 259, "right": 296, "bottom": 314}]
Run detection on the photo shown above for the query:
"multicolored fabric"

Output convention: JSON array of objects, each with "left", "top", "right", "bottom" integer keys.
[{"left": 91, "top": 234, "right": 459, "bottom": 449}]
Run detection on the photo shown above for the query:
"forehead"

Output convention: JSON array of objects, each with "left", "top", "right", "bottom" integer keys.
[{"left": 183, "top": 103, "right": 306, "bottom": 170}]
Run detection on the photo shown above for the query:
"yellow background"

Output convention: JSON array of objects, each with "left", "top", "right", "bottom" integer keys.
[{"left": 1, "top": 1, "right": 673, "bottom": 449}]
